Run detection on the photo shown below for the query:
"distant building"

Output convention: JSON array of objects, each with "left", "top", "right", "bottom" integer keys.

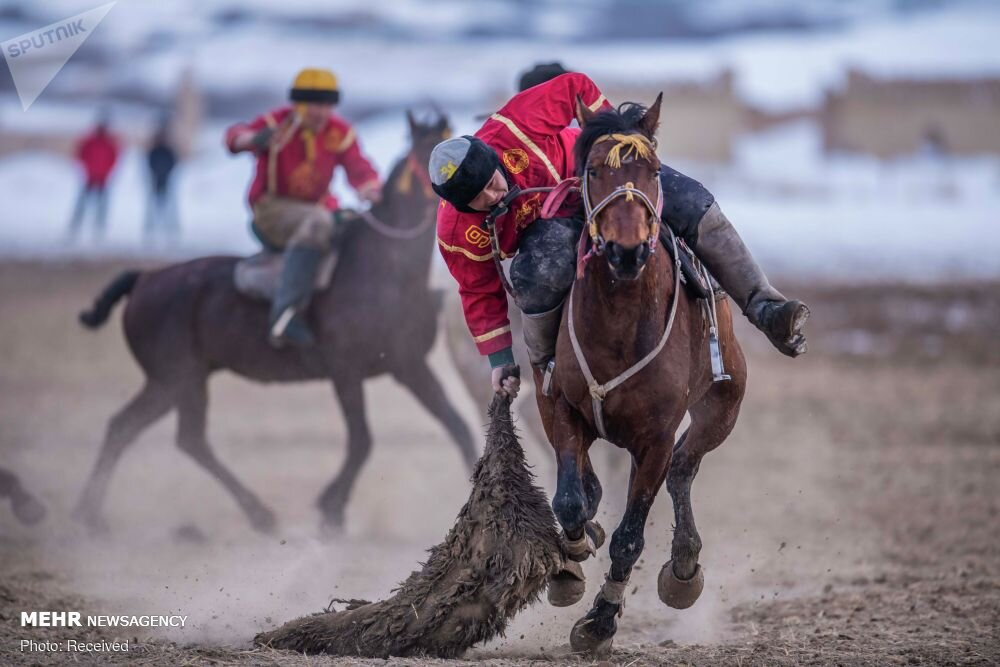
[
  {"left": 602, "top": 69, "right": 743, "bottom": 163},
  {"left": 822, "top": 69, "right": 1000, "bottom": 158}
]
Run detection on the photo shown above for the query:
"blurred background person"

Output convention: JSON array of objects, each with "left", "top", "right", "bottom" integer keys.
[
  {"left": 144, "top": 117, "right": 180, "bottom": 243},
  {"left": 66, "top": 114, "right": 119, "bottom": 241}
]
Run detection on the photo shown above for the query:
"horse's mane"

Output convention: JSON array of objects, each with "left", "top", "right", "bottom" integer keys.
[
  {"left": 574, "top": 102, "right": 650, "bottom": 177},
  {"left": 369, "top": 150, "right": 414, "bottom": 219}
]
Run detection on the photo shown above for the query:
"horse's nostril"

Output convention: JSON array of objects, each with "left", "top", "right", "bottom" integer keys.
[
  {"left": 637, "top": 242, "right": 650, "bottom": 264},
  {"left": 605, "top": 242, "right": 622, "bottom": 266}
]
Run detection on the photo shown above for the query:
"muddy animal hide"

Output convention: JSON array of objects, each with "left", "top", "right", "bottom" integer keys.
[{"left": 255, "top": 395, "right": 565, "bottom": 658}]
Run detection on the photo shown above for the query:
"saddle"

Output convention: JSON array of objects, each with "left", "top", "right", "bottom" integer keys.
[
  {"left": 661, "top": 229, "right": 725, "bottom": 302},
  {"left": 234, "top": 249, "right": 338, "bottom": 301},
  {"left": 233, "top": 215, "right": 357, "bottom": 301}
]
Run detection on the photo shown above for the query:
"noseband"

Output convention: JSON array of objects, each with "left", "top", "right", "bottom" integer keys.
[{"left": 581, "top": 133, "right": 662, "bottom": 255}]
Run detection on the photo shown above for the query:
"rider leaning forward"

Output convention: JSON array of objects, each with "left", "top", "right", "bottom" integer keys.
[
  {"left": 226, "top": 68, "right": 383, "bottom": 347},
  {"left": 429, "top": 72, "right": 809, "bottom": 399}
]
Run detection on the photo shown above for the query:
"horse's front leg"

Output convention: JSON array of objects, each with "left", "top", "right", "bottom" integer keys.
[
  {"left": 570, "top": 438, "right": 673, "bottom": 655},
  {"left": 551, "top": 397, "right": 598, "bottom": 552},
  {"left": 547, "top": 397, "right": 597, "bottom": 607}
]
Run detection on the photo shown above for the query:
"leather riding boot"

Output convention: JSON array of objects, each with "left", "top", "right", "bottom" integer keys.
[
  {"left": 269, "top": 245, "right": 323, "bottom": 348},
  {"left": 522, "top": 302, "right": 564, "bottom": 367},
  {"left": 692, "top": 203, "right": 809, "bottom": 357}
]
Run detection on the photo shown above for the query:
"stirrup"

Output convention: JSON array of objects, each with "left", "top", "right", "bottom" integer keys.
[
  {"left": 269, "top": 307, "right": 316, "bottom": 348},
  {"left": 270, "top": 307, "right": 296, "bottom": 340},
  {"left": 708, "top": 328, "right": 731, "bottom": 382},
  {"left": 541, "top": 359, "right": 555, "bottom": 397},
  {"left": 699, "top": 262, "right": 731, "bottom": 382}
]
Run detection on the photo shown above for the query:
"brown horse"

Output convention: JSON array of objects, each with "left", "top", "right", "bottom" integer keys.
[
  {"left": 74, "top": 113, "right": 473, "bottom": 535},
  {"left": 536, "top": 96, "right": 748, "bottom": 652}
]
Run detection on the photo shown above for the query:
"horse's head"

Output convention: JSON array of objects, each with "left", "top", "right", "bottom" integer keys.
[
  {"left": 407, "top": 109, "right": 451, "bottom": 174},
  {"left": 575, "top": 94, "right": 663, "bottom": 281}
]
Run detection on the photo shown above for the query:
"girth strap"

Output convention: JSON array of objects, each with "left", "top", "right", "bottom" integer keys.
[{"left": 567, "top": 225, "right": 682, "bottom": 440}]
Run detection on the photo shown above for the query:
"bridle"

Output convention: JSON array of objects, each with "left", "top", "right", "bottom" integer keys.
[
  {"left": 358, "top": 150, "right": 437, "bottom": 241},
  {"left": 471, "top": 127, "right": 682, "bottom": 439},
  {"left": 581, "top": 132, "right": 662, "bottom": 256},
  {"left": 479, "top": 131, "right": 665, "bottom": 300},
  {"left": 568, "top": 131, "right": 682, "bottom": 440}
]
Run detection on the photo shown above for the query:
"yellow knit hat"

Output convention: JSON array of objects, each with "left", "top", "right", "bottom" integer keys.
[{"left": 289, "top": 68, "right": 339, "bottom": 104}]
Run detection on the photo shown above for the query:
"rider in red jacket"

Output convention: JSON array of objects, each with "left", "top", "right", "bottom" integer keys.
[
  {"left": 68, "top": 119, "right": 119, "bottom": 239},
  {"left": 225, "top": 102, "right": 380, "bottom": 213},
  {"left": 435, "top": 73, "right": 611, "bottom": 357},
  {"left": 430, "top": 72, "right": 809, "bottom": 398},
  {"left": 226, "top": 68, "right": 382, "bottom": 347}
]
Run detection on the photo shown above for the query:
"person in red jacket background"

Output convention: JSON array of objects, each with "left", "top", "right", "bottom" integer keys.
[
  {"left": 430, "top": 72, "right": 809, "bottom": 399},
  {"left": 226, "top": 67, "right": 382, "bottom": 347},
  {"left": 67, "top": 116, "right": 119, "bottom": 240}
]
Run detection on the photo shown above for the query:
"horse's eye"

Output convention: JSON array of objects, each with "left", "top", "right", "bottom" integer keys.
[{"left": 586, "top": 167, "right": 598, "bottom": 177}]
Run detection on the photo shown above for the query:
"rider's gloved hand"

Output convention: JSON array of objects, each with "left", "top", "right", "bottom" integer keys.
[
  {"left": 358, "top": 180, "right": 383, "bottom": 205},
  {"left": 490, "top": 364, "right": 520, "bottom": 399},
  {"left": 249, "top": 127, "right": 276, "bottom": 151}
]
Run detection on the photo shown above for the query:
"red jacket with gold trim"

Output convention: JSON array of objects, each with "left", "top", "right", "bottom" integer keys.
[
  {"left": 436, "top": 73, "right": 611, "bottom": 355},
  {"left": 225, "top": 106, "right": 379, "bottom": 211}
]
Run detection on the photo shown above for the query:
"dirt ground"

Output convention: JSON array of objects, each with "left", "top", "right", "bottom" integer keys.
[{"left": 0, "top": 259, "right": 997, "bottom": 666}]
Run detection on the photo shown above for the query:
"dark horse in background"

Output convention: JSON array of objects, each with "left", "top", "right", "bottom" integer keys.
[{"left": 74, "top": 113, "right": 473, "bottom": 534}]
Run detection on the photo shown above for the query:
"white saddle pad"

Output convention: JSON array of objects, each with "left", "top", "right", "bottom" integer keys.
[{"left": 234, "top": 250, "right": 337, "bottom": 301}]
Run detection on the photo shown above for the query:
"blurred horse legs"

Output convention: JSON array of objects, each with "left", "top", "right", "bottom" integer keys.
[
  {"left": 393, "top": 359, "right": 477, "bottom": 471},
  {"left": 175, "top": 378, "right": 276, "bottom": 534},
  {"left": 0, "top": 466, "right": 46, "bottom": 525},
  {"left": 316, "top": 373, "right": 372, "bottom": 530},
  {"left": 74, "top": 381, "right": 174, "bottom": 533}
]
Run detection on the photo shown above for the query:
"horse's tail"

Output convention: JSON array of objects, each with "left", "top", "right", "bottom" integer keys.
[{"left": 79, "top": 270, "right": 140, "bottom": 329}]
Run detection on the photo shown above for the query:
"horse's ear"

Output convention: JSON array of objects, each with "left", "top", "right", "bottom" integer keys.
[
  {"left": 406, "top": 109, "right": 418, "bottom": 136},
  {"left": 639, "top": 92, "right": 663, "bottom": 137},
  {"left": 437, "top": 113, "right": 451, "bottom": 137},
  {"left": 575, "top": 95, "right": 596, "bottom": 127}
]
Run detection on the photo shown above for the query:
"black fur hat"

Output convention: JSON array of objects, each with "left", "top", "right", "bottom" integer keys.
[{"left": 429, "top": 135, "right": 501, "bottom": 212}]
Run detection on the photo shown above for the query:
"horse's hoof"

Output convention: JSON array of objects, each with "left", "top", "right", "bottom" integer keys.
[
  {"left": 11, "top": 493, "right": 46, "bottom": 526},
  {"left": 249, "top": 507, "right": 278, "bottom": 535},
  {"left": 569, "top": 616, "right": 613, "bottom": 656},
  {"left": 319, "top": 513, "right": 346, "bottom": 539},
  {"left": 563, "top": 530, "right": 597, "bottom": 563},
  {"left": 547, "top": 561, "right": 586, "bottom": 607},
  {"left": 585, "top": 520, "right": 606, "bottom": 550},
  {"left": 658, "top": 559, "right": 704, "bottom": 609},
  {"left": 71, "top": 506, "right": 110, "bottom": 536}
]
